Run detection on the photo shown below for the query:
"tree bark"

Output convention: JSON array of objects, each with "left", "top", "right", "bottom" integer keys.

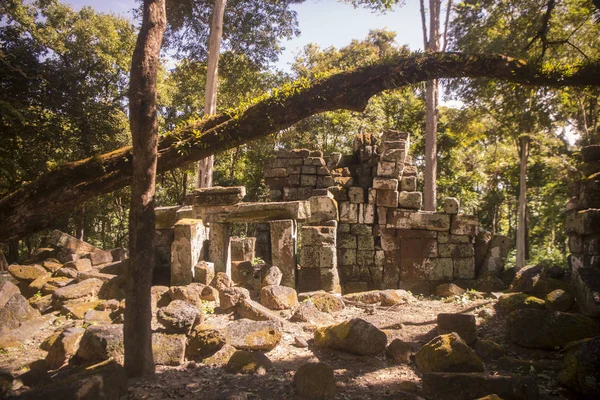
[
  {"left": 423, "top": 0, "right": 441, "bottom": 211},
  {"left": 0, "top": 53, "right": 599, "bottom": 243},
  {"left": 124, "top": 0, "right": 166, "bottom": 377},
  {"left": 196, "top": 0, "right": 227, "bottom": 188},
  {"left": 516, "top": 134, "right": 530, "bottom": 271},
  {"left": 0, "top": 249, "right": 7, "bottom": 272}
]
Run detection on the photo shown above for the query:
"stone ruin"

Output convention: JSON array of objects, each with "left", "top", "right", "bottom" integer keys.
[{"left": 155, "top": 130, "right": 508, "bottom": 295}]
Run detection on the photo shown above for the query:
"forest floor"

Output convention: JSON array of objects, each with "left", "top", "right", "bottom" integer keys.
[{"left": 0, "top": 291, "right": 571, "bottom": 400}]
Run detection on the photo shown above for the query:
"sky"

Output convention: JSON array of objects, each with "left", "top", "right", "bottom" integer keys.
[{"left": 63, "top": 0, "right": 426, "bottom": 72}]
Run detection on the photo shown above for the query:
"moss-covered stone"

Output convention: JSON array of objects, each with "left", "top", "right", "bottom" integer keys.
[
  {"left": 204, "top": 343, "right": 237, "bottom": 366},
  {"left": 508, "top": 309, "right": 600, "bottom": 349},
  {"left": 474, "top": 340, "right": 505, "bottom": 361},
  {"left": 497, "top": 293, "right": 545, "bottom": 313},
  {"left": 152, "top": 333, "right": 186, "bottom": 366},
  {"left": 558, "top": 336, "right": 600, "bottom": 397},
  {"left": 314, "top": 318, "right": 387, "bottom": 355},
  {"left": 415, "top": 333, "right": 484, "bottom": 373},
  {"left": 310, "top": 293, "right": 345, "bottom": 313},
  {"left": 225, "top": 350, "right": 272, "bottom": 375},
  {"left": 544, "top": 289, "right": 573, "bottom": 312},
  {"left": 224, "top": 320, "right": 282, "bottom": 351},
  {"left": 260, "top": 285, "right": 298, "bottom": 310},
  {"left": 294, "top": 362, "right": 336, "bottom": 399},
  {"left": 186, "top": 324, "right": 225, "bottom": 360}
]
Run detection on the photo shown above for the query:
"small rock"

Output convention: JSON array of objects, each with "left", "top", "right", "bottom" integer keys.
[
  {"left": 294, "top": 362, "right": 336, "bottom": 399},
  {"left": 157, "top": 300, "right": 203, "bottom": 334},
  {"left": 262, "top": 266, "right": 283, "bottom": 287},
  {"left": 219, "top": 287, "right": 250, "bottom": 310},
  {"left": 437, "top": 313, "right": 477, "bottom": 345},
  {"left": 314, "top": 318, "right": 387, "bottom": 355},
  {"left": 225, "top": 350, "right": 272, "bottom": 375},
  {"left": 380, "top": 289, "right": 408, "bottom": 306},
  {"left": 260, "top": 285, "right": 299, "bottom": 310},
  {"left": 415, "top": 333, "right": 484, "bottom": 373},
  {"left": 544, "top": 289, "right": 573, "bottom": 312},
  {"left": 294, "top": 337, "right": 308, "bottom": 348},
  {"left": 387, "top": 339, "right": 412, "bottom": 363}
]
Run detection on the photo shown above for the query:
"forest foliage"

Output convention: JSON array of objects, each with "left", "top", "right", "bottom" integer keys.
[{"left": 1, "top": 0, "right": 599, "bottom": 268}]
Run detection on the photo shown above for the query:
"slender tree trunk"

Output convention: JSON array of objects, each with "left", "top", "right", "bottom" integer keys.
[
  {"left": 422, "top": 0, "right": 441, "bottom": 211},
  {"left": 0, "top": 249, "right": 8, "bottom": 272},
  {"left": 7, "top": 240, "right": 19, "bottom": 264},
  {"left": 516, "top": 134, "right": 530, "bottom": 270},
  {"left": 75, "top": 205, "right": 85, "bottom": 240},
  {"left": 124, "top": 0, "right": 166, "bottom": 377},
  {"left": 196, "top": 0, "right": 227, "bottom": 188}
]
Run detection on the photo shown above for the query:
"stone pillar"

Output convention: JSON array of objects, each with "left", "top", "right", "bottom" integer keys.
[
  {"left": 208, "top": 222, "right": 231, "bottom": 277},
  {"left": 170, "top": 219, "right": 207, "bottom": 286},
  {"left": 270, "top": 219, "right": 296, "bottom": 288}
]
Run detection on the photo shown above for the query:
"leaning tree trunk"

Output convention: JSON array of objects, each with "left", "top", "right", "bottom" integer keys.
[
  {"left": 515, "top": 134, "right": 530, "bottom": 271},
  {"left": 124, "top": 0, "right": 166, "bottom": 377},
  {"left": 196, "top": 0, "right": 227, "bottom": 189},
  {"left": 0, "top": 53, "right": 598, "bottom": 243}
]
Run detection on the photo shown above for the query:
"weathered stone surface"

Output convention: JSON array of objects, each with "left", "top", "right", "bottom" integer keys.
[
  {"left": 437, "top": 314, "right": 477, "bottom": 345},
  {"left": 314, "top": 318, "right": 387, "bottom": 355},
  {"left": 152, "top": 333, "right": 186, "bottom": 366},
  {"left": 339, "top": 202, "right": 358, "bottom": 223},
  {"left": 62, "top": 300, "right": 101, "bottom": 320},
  {"left": 0, "top": 280, "right": 20, "bottom": 308},
  {"left": 422, "top": 372, "right": 539, "bottom": 400},
  {"left": 236, "top": 298, "right": 283, "bottom": 322},
  {"left": 398, "top": 191, "right": 422, "bottom": 210},
  {"left": 219, "top": 287, "right": 250, "bottom": 310},
  {"left": 401, "top": 176, "right": 417, "bottom": 192},
  {"left": 443, "top": 197, "right": 460, "bottom": 214},
  {"left": 435, "top": 283, "right": 465, "bottom": 297},
  {"left": 558, "top": 336, "right": 600, "bottom": 397},
  {"left": 498, "top": 293, "right": 545, "bottom": 313},
  {"left": 475, "top": 274, "right": 506, "bottom": 292},
  {"left": 571, "top": 267, "right": 600, "bottom": 317},
  {"left": 89, "top": 250, "right": 113, "bottom": 266},
  {"left": 186, "top": 324, "right": 225, "bottom": 360},
  {"left": 310, "top": 293, "right": 345, "bottom": 313},
  {"left": 47, "top": 230, "right": 97, "bottom": 254},
  {"left": 262, "top": 266, "right": 283, "bottom": 287},
  {"left": 474, "top": 340, "right": 505, "bottom": 361},
  {"left": 193, "top": 186, "right": 246, "bottom": 206},
  {"left": 63, "top": 258, "right": 93, "bottom": 272},
  {"left": 157, "top": 300, "right": 203, "bottom": 334},
  {"left": 171, "top": 219, "right": 207, "bottom": 286},
  {"left": 206, "top": 201, "right": 310, "bottom": 223},
  {"left": 450, "top": 214, "right": 478, "bottom": 236},
  {"left": 415, "top": 333, "right": 484, "bottom": 373},
  {"left": 565, "top": 209, "right": 600, "bottom": 235},
  {"left": 294, "top": 362, "right": 336, "bottom": 399},
  {"left": 76, "top": 270, "right": 116, "bottom": 283},
  {"left": 290, "top": 299, "right": 331, "bottom": 324},
  {"left": 42, "top": 260, "right": 63, "bottom": 273},
  {"left": 225, "top": 350, "right": 272, "bottom": 375},
  {"left": 8, "top": 264, "right": 47, "bottom": 282},
  {"left": 387, "top": 339, "right": 412, "bottom": 363},
  {"left": 45, "top": 327, "right": 85, "bottom": 370},
  {"left": 0, "top": 292, "right": 41, "bottom": 333},
  {"left": 76, "top": 324, "right": 124, "bottom": 364},
  {"left": 373, "top": 177, "right": 398, "bottom": 191},
  {"left": 193, "top": 261, "right": 215, "bottom": 285},
  {"left": 480, "top": 235, "right": 513, "bottom": 276},
  {"left": 260, "top": 285, "right": 298, "bottom": 310},
  {"left": 41, "top": 277, "right": 73, "bottom": 295},
  {"left": 387, "top": 210, "right": 450, "bottom": 231},
  {"left": 270, "top": 220, "right": 296, "bottom": 287},
  {"left": 168, "top": 285, "right": 202, "bottom": 307},
  {"left": 309, "top": 195, "right": 338, "bottom": 223},
  {"left": 224, "top": 320, "right": 282, "bottom": 351},
  {"left": 203, "top": 343, "right": 237, "bottom": 366},
  {"left": 544, "top": 289, "right": 574, "bottom": 312},
  {"left": 29, "top": 294, "right": 53, "bottom": 313},
  {"left": 15, "top": 361, "right": 127, "bottom": 400},
  {"left": 211, "top": 271, "right": 232, "bottom": 291},
  {"left": 52, "top": 278, "right": 103, "bottom": 305},
  {"left": 508, "top": 309, "right": 599, "bottom": 349}
]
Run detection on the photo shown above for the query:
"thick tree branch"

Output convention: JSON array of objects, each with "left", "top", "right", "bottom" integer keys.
[{"left": 1, "top": 52, "right": 600, "bottom": 242}]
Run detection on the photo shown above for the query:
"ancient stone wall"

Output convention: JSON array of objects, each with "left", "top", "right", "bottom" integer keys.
[{"left": 566, "top": 144, "right": 600, "bottom": 316}]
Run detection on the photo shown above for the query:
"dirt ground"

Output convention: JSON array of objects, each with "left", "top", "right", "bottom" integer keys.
[{"left": 1, "top": 291, "right": 573, "bottom": 400}]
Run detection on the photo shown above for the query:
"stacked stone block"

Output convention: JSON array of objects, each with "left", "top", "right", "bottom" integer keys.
[
  {"left": 265, "top": 149, "right": 334, "bottom": 201},
  {"left": 566, "top": 144, "right": 600, "bottom": 316},
  {"left": 299, "top": 225, "right": 340, "bottom": 293}
]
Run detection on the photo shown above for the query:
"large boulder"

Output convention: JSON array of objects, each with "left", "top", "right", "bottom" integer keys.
[
  {"left": 224, "top": 320, "right": 282, "bottom": 351},
  {"left": 544, "top": 289, "right": 574, "bottom": 312},
  {"left": 260, "top": 285, "right": 298, "bottom": 310},
  {"left": 186, "top": 324, "right": 226, "bottom": 360},
  {"left": 437, "top": 313, "right": 477, "bottom": 345},
  {"left": 224, "top": 350, "right": 272, "bottom": 375},
  {"left": 508, "top": 309, "right": 600, "bottom": 349},
  {"left": 45, "top": 327, "right": 85, "bottom": 370},
  {"left": 314, "top": 318, "right": 387, "bottom": 355},
  {"left": 497, "top": 293, "right": 545, "bottom": 313},
  {"left": 0, "top": 292, "right": 41, "bottom": 334},
  {"left": 8, "top": 264, "right": 47, "bottom": 282},
  {"left": 152, "top": 333, "right": 186, "bottom": 366},
  {"left": 168, "top": 285, "right": 202, "bottom": 308},
  {"left": 558, "top": 336, "right": 600, "bottom": 397},
  {"left": 294, "top": 362, "right": 336, "bottom": 399},
  {"left": 422, "top": 372, "right": 539, "bottom": 400},
  {"left": 76, "top": 324, "right": 124, "bottom": 364},
  {"left": 415, "top": 333, "right": 484, "bottom": 373},
  {"left": 157, "top": 300, "right": 203, "bottom": 334},
  {"left": 508, "top": 265, "right": 571, "bottom": 297}
]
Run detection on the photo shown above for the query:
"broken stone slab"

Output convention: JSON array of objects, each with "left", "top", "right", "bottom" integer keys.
[
  {"left": 308, "top": 195, "right": 338, "bottom": 223},
  {"left": 52, "top": 278, "right": 103, "bottom": 306},
  {"left": 61, "top": 300, "right": 102, "bottom": 319},
  {"left": 270, "top": 220, "right": 297, "bottom": 288},
  {"left": 46, "top": 230, "right": 97, "bottom": 254},
  {"left": 157, "top": 300, "right": 203, "bottom": 334},
  {"left": 76, "top": 324, "right": 124, "bottom": 364},
  {"left": 314, "top": 318, "right": 387, "bottom": 355},
  {"left": 398, "top": 191, "right": 422, "bottom": 210},
  {"left": 415, "top": 333, "right": 484, "bottom": 373},
  {"left": 45, "top": 327, "right": 85, "bottom": 370},
  {"left": 8, "top": 264, "right": 47, "bottom": 282},
  {"left": 450, "top": 214, "right": 478, "bottom": 236},
  {"left": 63, "top": 258, "right": 92, "bottom": 272},
  {"left": 571, "top": 267, "right": 600, "bottom": 317},
  {"left": 480, "top": 235, "right": 513, "bottom": 276},
  {"left": 260, "top": 285, "right": 299, "bottom": 310},
  {"left": 76, "top": 270, "right": 116, "bottom": 283},
  {"left": 203, "top": 200, "right": 309, "bottom": 223},
  {"left": 0, "top": 280, "right": 21, "bottom": 308},
  {"left": 193, "top": 186, "right": 246, "bottom": 206},
  {"left": 422, "top": 372, "right": 539, "bottom": 400},
  {"left": 225, "top": 350, "right": 273, "bottom": 375},
  {"left": 0, "top": 291, "right": 41, "bottom": 334},
  {"left": 171, "top": 218, "right": 207, "bottom": 286},
  {"left": 193, "top": 261, "right": 215, "bottom": 285},
  {"left": 387, "top": 210, "right": 450, "bottom": 231},
  {"left": 89, "top": 249, "right": 113, "bottom": 266},
  {"left": 236, "top": 298, "right": 284, "bottom": 323},
  {"left": 224, "top": 319, "right": 282, "bottom": 351},
  {"left": 152, "top": 333, "right": 186, "bottom": 366}
]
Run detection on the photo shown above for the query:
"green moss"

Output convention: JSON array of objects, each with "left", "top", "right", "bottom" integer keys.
[{"left": 498, "top": 293, "right": 545, "bottom": 313}]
